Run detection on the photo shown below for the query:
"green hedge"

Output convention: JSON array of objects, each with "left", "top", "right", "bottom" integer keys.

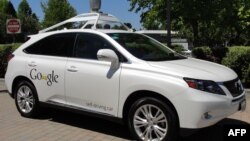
[
  {"left": 0, "top": 43, "right": 21, "bottom": 77},
  {"left": 192, "top": 47, "right": 214, "bottom": 61},
  {"left": 170, "top": 44, "right": 185, "bottom": 54},
  {"left": 222, "top": 47, "right": 250, "bottom": 87},
  {"left": 244, "top": 66, "right": 250, "bottom": 88},
  {"left": 192, "top": 46, "right": 228, "bottom": 63},
  {"left": 211, "top": 47, "right": 229, "bottom": 63}
]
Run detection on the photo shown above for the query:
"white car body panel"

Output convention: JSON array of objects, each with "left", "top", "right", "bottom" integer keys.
[
  {"left": 147, "top": 58, "right": 237, "bottom": 82},
  {"left": 26, "top": 55, "right": 67, "bottom": 104},
  {"left": 65, "top": 58, "right": 121, "bottom": 116},
  {"left": 5, "top": 54, "right": 28, "bottom": 93},
  {"left": 118, "top": 63, "right": 188, "bottom": 117}
]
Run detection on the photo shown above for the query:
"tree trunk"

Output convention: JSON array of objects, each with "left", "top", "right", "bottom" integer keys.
[{"left": 192, "top": 21, "right": 199, "bottom": 47}]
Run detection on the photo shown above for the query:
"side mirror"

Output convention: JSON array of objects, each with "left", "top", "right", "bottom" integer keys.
[{"left": 97, "top": 49, "right": 119, "bottom": 69}]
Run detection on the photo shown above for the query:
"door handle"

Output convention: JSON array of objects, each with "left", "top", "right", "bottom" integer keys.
[
  {"left": 67, "top": 66, "right": 78, "bottom": 72},
  {"left": 28, "top": 62, "right": 37, "bottom": 67}
]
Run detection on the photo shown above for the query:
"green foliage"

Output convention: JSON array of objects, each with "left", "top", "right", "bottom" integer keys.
[
  {"left": 211, "top": 47, "right": 229, "bottom": 63},
  {"left": 192, "top": 46, "right": 229, "bottom": 63},
  {"left": 192, "top": 47, "right": 215, "bottom": 61},
  {"left": 0, "top": 0, "right": 38, "bottom": 43},
  {"left": 243, "top": 66, "right": 250, "bottom": 88},
  {"left": 5, "top": 0, "right": 17, "bottom": 17},
  {"left": 0, "top": 43, "right": 21, "bottom": 77},
  {"left": 0, "top": 0, "right": 17, "bottom": 43},
  {"left": 129, "top": 0, "right": 250, "bottom": 46},
  {"left": 0, "top": 0, "right": 8, "bottom": 13},
  {"left": 222, "top": 47, "right": 250, "bottom": 87},
  {"left": 170, "top": 44, "right": 184, "bottom": 54},
  {"left": 18, "top": 0, "right": 40, "bottom": 40},
  {"left": 0, "top": 13, "right": 7, "bottom": 43},
  {"left": 129, "top": 0, "right": 167, "bottom": 29},
  {"left": 41, "top": 0, "right": 76, "bottom": 28},
  {"left": 18, "top": 0, "right": 32, "bottom": 16},
  {"left": 124, "top": 23, "right": 132, "bottom": 29}
]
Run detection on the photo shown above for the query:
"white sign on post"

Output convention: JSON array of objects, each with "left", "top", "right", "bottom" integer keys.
[{"left": 6, "top": 19, "right": 21, "bottom": 34}]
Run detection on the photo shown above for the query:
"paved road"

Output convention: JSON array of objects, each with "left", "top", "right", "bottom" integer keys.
[{"left": 0, "top": 80, "right": 249, "bottom": 141}]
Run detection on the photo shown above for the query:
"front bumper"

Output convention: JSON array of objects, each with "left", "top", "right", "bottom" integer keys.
[{"left": 172, "top": 89, "right": 246, "bottom": 129}]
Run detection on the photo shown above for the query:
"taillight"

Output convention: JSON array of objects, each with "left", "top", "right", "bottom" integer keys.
[{"left": 6, "top": 54, "right": 14, "bottom": 62}]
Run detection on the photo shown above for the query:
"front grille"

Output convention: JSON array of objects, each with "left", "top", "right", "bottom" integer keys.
[{"left": 223, "top": 78, "right": 244, "bottom": 97}]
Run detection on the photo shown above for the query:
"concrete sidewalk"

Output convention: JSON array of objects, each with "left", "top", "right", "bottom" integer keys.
[{"left": 0, "top": 78, "right": 6, "bottom": 91}]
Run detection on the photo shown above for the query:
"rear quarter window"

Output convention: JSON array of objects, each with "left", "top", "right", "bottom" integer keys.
[{"left": 24, "top": 33, "right": 76, "bottom": 57}]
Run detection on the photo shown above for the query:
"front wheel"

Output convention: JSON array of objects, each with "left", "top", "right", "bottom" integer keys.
[
  {"left": 128, "top": 97, "right": 178, "bottom": 141},
  {"left": 14, "top": 80, "right": 40, "bottom": 118}
]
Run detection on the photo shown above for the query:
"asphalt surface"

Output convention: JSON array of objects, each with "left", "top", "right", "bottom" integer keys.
[{"left": 0, "top": 79, "right": 249, "bottom": 141}]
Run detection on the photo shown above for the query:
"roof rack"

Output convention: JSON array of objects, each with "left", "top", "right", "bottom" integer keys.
[{"left": 39, "top": 12, "right": 131, "bottom": 33}]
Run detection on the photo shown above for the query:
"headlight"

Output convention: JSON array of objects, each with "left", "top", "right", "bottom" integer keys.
[{"left": 184, "top": 78, "right": 225, "bottom": 95}]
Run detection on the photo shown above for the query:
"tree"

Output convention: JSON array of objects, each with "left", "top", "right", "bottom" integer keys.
[
  {"left": 18, "top": 0, "right": 40, "bottom": 40},
  {"left": 0, "top": 0, "right": 17, "bottom": 43},
  {"left": 128, "top": 0, "right": 250, "bottom": 47},
  {"left": 5, "top": 0, "right": 17, "bottom": 17},
  {"left": 0, "top": 0, "right": 8, "bottom": 13},
  {"left": 41, "top": 0, "right": 76, "bottom": 28},
  {"left": 0, "top": 0, "right": 17, "bottom": 17},
  {"left": 124, "top": 23, "right": 132, "bottom": 29},
  {"left": 18, "top": 0, "right": 32, "bottom": 16},
  {"left": 129, "top": 0, "right": 167, "bottom": 30},
  {"left": 0, "top": 12, "right": 6, "bottom": 43},
  {"left": 0, "top": 0, "right": 7, "bottom": 43}
]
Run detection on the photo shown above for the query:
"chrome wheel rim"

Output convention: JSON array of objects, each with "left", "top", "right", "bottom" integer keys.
[
  {"left": 17, "top": 86, "right": 34, "bottom": 113},
  {"left": 133, "top": 104, "right": 168, "bottom": 141}
]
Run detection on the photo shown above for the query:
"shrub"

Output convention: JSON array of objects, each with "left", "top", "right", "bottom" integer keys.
[
  {"left": 170, "top": 44, "right": 185, "bottom": 54},
  {"left": 0, "top": 43, "right": 21, "bottom": 77},
  {"left": 192, "top": 46, "right": 229, "bottom": 63},
  {"left": 243, "top": 66, "right": 250, "bottom": 88},
  {"left": 192, "top": 46, "right": 215, "bottom": 61},
  {"left": 211, "top": 47, "right": 229, "bottom": 63},
  {"left": 222, "top": 46, "right": 250, "bottom": 87}
]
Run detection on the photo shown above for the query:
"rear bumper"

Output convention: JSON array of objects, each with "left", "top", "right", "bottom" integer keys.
[
  {"left": 172, "top": 89, "right": 246, "bottom": 129},
  {"left": 4, "top": 75, "right": 15, "bottom": 99}
]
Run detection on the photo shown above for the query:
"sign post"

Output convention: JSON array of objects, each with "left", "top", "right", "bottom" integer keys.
[{"left": 6, "top": 19, "right": 21, "bottom": 43}]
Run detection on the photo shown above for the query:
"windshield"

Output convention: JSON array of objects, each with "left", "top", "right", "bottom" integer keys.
[{"left": 108, "top": 33, "right": 186, "bottom": 61}]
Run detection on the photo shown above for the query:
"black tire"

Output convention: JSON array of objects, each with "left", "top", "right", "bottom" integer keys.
[
  {"left": 14, "top": 80, "right": 40, "bottom": 118},
  {"left": 128, "top": 97, "right": 179, "bottom": 141}
]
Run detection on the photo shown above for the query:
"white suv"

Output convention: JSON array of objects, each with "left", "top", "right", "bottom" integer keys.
[{"left": 5, "top": 30, "right": 246, "bottom": 141}]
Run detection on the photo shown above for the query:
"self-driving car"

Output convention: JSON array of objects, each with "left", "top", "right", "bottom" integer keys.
[{"left": 5, "top": 29, "right": 246, "bottom": 141}]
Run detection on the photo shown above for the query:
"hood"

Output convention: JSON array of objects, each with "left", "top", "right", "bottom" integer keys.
[{"left": 147, "top": 58, "right": 237, "bottom": 82}]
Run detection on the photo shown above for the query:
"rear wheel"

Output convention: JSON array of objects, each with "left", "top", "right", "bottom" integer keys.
[
  {"left": 128, "top": 97, "right": 178, "bottom": 141},
  {"left": 14, "top": 80, "right": 40, "bottom": 118}
]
